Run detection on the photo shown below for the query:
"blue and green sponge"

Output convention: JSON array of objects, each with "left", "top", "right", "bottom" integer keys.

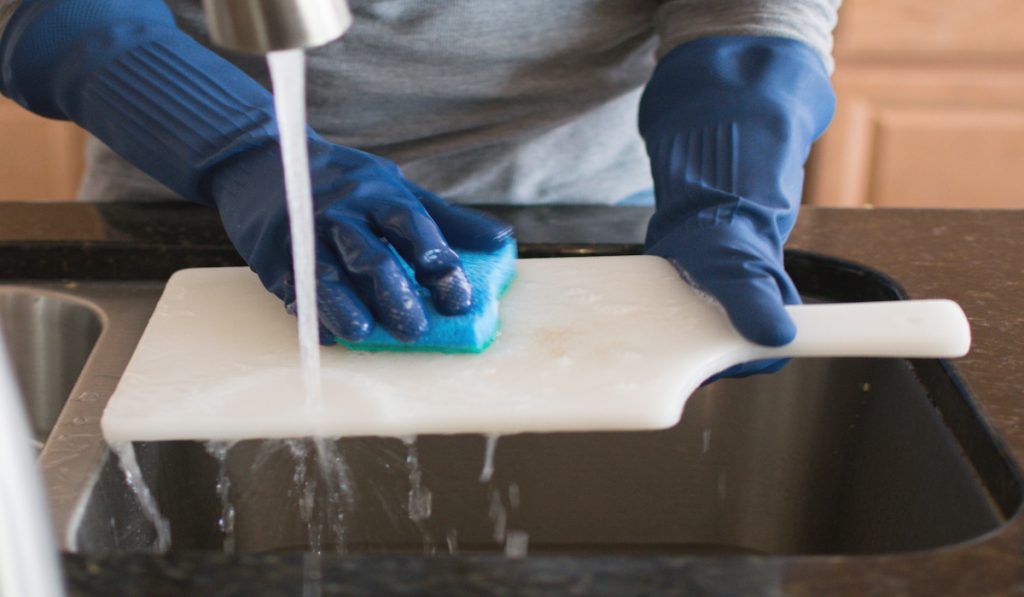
[{"left": 337, "top": 240, "right": 517, "bottom": 353}]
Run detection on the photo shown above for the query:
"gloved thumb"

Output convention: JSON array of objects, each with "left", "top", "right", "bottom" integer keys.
[{"left": 698, "top": 270, "right": 799, "bottom": 347}]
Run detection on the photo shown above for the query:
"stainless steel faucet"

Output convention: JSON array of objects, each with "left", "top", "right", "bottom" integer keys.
[{"left": 202, "top": 0, "right": 352, "bottom": 54}]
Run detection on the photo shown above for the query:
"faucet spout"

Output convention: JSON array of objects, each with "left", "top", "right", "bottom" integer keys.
[{"left": 202, "top": 0, "right": 352, "bottom": 54}]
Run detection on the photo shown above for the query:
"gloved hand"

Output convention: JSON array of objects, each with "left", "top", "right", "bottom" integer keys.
[
  {"left": 638, "top": 36, "right": 835, "bottom": 378},
  {"left": 0, "top": 0, "right": 511, "bottom": 343},
  {"left": 213, "top": 138, "right": 513, "bottom": 343}
]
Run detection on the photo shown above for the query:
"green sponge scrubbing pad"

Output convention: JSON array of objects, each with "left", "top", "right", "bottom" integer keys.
[{"left": 336, "top": 240, "right": 517, "bottom": 353}]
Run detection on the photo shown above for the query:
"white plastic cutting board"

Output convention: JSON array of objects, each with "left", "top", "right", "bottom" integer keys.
[{"left": 101, "top": 257, "right": 970, "bottom": 442}]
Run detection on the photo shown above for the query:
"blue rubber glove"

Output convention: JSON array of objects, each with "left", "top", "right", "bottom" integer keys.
[
  {"left": 0, "top": 0, "right": 512, "bottom": 343},
  {"left": 215, "top": 138, "right": 514, "bottom": 343},
  {"left": 638, "top": 36, "right": 835, "bottom": 378}
]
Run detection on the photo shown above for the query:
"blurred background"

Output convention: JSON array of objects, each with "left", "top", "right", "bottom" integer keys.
[{"left": 2, "top": 0, "right": 1022, "bottom": 207}]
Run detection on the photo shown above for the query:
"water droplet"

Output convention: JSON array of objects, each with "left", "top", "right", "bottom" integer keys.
[
  {"left": 504, "top": 530, "right": 529, "bottom": 558},
  {"left": 479, "top": 434, "right": 500, "bottom": 483}
]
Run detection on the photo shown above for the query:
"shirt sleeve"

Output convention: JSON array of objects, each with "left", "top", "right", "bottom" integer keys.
[{"left": 654, "top": 0, "right": 841, "bottom": 72}]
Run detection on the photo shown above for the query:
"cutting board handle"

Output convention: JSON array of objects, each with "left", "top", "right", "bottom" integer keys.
[{"left": 750, "top": 299, "right": 971, "bottom": 360}]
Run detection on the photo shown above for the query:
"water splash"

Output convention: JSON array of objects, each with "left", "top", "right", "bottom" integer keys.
[
  {"left": 488, "top": 488, "right": 507, "bottom": 543},
  {"left": 481, "top": 442, "right": 528, "bottom": 557},
  {"left": 251, "top": 439, "right": 287, "bottom": 471},
  {"left": 504, "top": 530, "right": 529, "bottom": 558},
  {"left": 282, "top": 438, "right": 359, "bottom": 554},
  {"left": 507, "top": 482, "right": 521, "bottom": 509},
  {"left": 479, "top": 434, "right": 500, "bottom": 483},
  {"left": 445, "top": 529, "right": 459, "bottom": 555},
  {"left": 313, "top": 438, "right": 354, "bottom": 554},
  {"left": 402, "top": 437, "right": 432, "bottom": 522},
  {"left": 204, "top": 441, "right": 237, "bottom": 552},
  {"left": 110, "top": 442, "right": 171, "bottom": 553},
  {"left": 287, "top": 439, "right": 322, "bottom": 553},
  {"left": 402, "top": 437, "right": 435, "bottom": 554},
  {"left": 504, "top": 482, "right": 527, "bottom": 557}
]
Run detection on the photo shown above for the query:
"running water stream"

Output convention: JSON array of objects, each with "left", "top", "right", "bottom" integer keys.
[
  {"left": 269, "top": 49, "right": 364, "bottom": 553},
  {"left": 109, "top": 442, "right": 171, "bottom": 553},
  {"left": 267, "top": 48, "right": 323, "bottom": 415},
  {"left": 286, "top": 439, "right": 322, "bottom": 552},
  {"left": 204, "top": 441, "right": 237, "bottom": 552}
]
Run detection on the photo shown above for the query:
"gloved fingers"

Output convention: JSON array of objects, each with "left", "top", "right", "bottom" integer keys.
[
  {"left": 368, "top": 197, "right": 474, "bottom": 316},
  {"left": 282, "top": 291, "right": 340, "bottom": 346},
  {"left": 314, "top": 244, "right": 376, "bottom": 343},
  {"left": 696, "top": 267, "right": 799, "bottom": 347},
  {"left": 318, "top": 323, "right": 337, "bottom": 347},
  {"left": 321, "top": 216, "right": 428, "bottom": 342},
  {"left": 282, "top": 310, "right": 340, "bottom": 346},
  {"left": 697, "top": 267, "right": 797, "bottom": 379},
  {"left": 406, "top": 182, "right": 514, "bottom": 253},
  {"left": 315, "top": 277, "right": 376, "bottom": 343},
  {"left": 278, "top": 254, "right": 375, "bottom": 345}
]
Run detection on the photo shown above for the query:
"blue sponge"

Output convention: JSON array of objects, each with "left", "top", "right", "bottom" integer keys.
[{"left": 337, "top": 240, "right": 517, "bottom": 353}]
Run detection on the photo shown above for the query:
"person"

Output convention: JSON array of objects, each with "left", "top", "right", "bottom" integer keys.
[{"left": 0, "top": 0, "right": 837, "bottom": 377}]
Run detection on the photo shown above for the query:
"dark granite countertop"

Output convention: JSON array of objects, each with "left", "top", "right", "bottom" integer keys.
[{"left": 2, "top": 203, "right": 1022, "bottom": 596}]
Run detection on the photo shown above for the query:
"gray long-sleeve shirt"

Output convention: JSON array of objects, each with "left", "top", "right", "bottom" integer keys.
[{"left": 1, "top": 0, "right": 839, "bottom": 205}]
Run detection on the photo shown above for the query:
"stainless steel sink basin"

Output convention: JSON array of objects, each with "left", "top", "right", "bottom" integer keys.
[
  {"left": 26, "top": 253, "right": 1021, "bottom": 558},
  {"left": 0, "top": 288, "right": 102, "bottom": 447}
]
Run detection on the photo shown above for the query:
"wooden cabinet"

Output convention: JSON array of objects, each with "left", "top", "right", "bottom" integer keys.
[
  {"left": 0, "top": 98, "right": 85, "bottom": 201},
  {"left": 806, "top": 0, "right": 1024, "bottom": 208}
]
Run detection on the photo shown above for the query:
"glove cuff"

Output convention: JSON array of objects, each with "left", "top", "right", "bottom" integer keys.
[
  {"left": 639, "top": 36, "right": 835, "bottom": 248},
  {"left": 639, "top": 35, "right": 835, "bottom": 145},
  {"left": 2, "top": 0, "right": 280, "bottom": 204}
]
